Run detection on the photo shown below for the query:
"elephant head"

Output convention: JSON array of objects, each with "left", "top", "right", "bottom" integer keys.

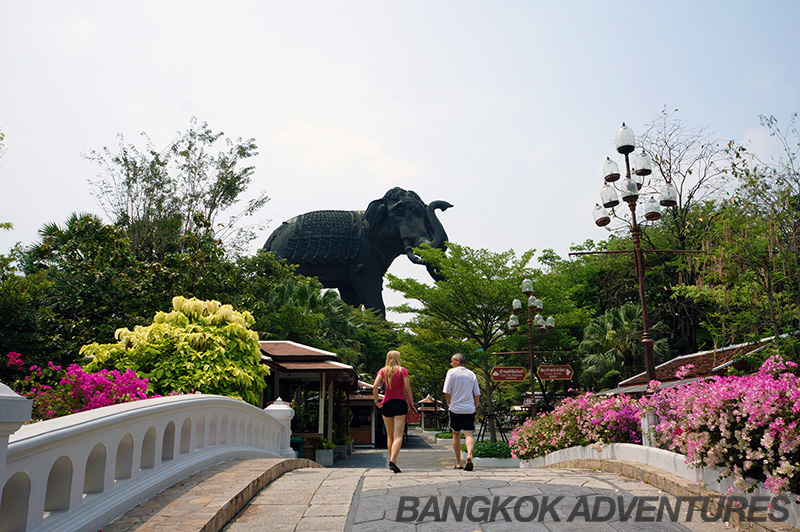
[{"left": 364, "top": 188, "right": 452, "bottom": 278}]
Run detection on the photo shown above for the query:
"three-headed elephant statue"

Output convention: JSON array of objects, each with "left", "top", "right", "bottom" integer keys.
[{"left": 264, "top": 187, "right": 452, "bottom": 316}]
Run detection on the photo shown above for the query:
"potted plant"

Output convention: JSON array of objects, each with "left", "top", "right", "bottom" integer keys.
[
  {"left": 461, "top": 441, "right": 520, "bottom": 468},
  {"left": 333, "top": 436, "right": 348, "bottom": 460},
  {"left": 343, "top": 435, "right": 355, "bottom": 455},
  {"left": 315, "top": 438, "right": 336, "bottom": 466}
]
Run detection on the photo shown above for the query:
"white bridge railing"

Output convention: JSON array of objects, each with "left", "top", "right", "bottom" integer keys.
[{"left": 0, "top": 384, "right": 295, "bottom": 532}]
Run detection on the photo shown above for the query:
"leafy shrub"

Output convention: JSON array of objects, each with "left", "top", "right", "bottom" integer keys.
[
  {"left": 435, "top": 432, "right": 453, "bottom": 439},
  {"left": 82, "top": 296, "right": 268, "bottom": 404},
  {"left": 316, "top": 438, "right": 336, "bottom": 449},
  {"left": 461, "top": 441, "right": 512, "bottom": 458}
]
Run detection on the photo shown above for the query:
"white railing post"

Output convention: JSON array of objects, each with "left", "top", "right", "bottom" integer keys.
[
  {"left": 265, "top": 397, "right": 295, "bottom": 458},
  {"left": 640, "top": 407, "right": 658, "bottom": 447},
  {"left": 0, "top": 382, "right": 32, "bottom": 485}
]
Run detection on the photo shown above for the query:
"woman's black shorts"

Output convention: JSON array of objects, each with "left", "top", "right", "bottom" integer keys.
[{"left": 381, "top": 398, "right": 408, "bottom": 417}]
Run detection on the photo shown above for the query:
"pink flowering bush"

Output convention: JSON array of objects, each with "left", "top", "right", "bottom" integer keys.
[
  {"left": 9, "top": 352, "right": 151, "bottom": 421},
  {"left": 645, "top": 355, "right": 800, "bottom": 495},
  {"left": 509, "top": 393, "right": 642, "bottom": 460},
  {"left": 492, "top": 357, "right": 800, "bottom": 496}
]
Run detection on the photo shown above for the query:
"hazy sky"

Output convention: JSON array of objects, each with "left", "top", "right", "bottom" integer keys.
[{"left": 1, "top": 1, "right": 798, "bottom": 318}]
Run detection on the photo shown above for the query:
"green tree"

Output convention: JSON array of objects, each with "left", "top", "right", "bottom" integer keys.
[
  {"left": 20, "top": 213, "right": 158, "bottom": 366},
  {"left": 86, "top": 117, "right": 269, "bottom": 259},
  {"left": 674, "top": 113, "right": 800, "bottom": 346},
  {"left": 578, "top": 303, "right": 670, "bottom": 390},
  {"left": 0, "top": 251, "right": 49, "bottom": 379},
  {"left": 387, "top": 243, "right": 577, "bottom": 440},
  {"left": 82, "top": 296, "right": 269, "bottom": 404}
]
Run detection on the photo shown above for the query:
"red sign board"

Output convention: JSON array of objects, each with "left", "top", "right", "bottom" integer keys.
[
  {"left": 537, "top": 365, "right": 574, "bottom": 380},
  {"left": 491, "top": 366, "right": 527, "bottom": 382}
]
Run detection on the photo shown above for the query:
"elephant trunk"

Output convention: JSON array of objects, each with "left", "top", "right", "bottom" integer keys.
[
  {"left": 404, "top": 242, "right": 425, "bottom": 264},
  {"left": 426, "top": 200, "right": 453, "bottom": 250}
]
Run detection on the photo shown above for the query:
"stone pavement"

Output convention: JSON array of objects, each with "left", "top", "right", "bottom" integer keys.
[
  {"left": 106, "top": 429, "right": 792, "bottom": 532},
  {"left": 222, "top": 465, "right": 749, "bottom": 532},
  {"left": 221, "top": 431, "right": 764, "bottom": 532}
]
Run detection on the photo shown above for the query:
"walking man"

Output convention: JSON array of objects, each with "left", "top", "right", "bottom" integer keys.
[{"left": 443, "top": 353, "right": 480, "bottom": 470}]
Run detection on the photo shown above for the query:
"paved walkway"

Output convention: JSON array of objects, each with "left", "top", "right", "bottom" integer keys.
[
  {"left": 221, "top": 431, "right": 751, "bottom": 532},
  {"left": 105, "top": 430, "right": 790, "bottom": 532}
]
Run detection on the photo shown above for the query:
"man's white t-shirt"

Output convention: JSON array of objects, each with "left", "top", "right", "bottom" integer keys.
[{"left": 443, "top": 366, "right": 480, "bottom": 414}]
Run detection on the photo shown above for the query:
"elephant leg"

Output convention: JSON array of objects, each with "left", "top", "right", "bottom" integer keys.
[
  {"left": 337, "top": 284, "right": 362, "bottom": 308},
  {"left": 354, "top": 280, "right": 386, "bottom": 317}
]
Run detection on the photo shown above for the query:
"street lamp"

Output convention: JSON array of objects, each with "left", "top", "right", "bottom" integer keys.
[
  {"left": 508, "top": 278, "right": 555, "bottom": 416},
  {"left": 589, "top": 123, "right": 676, "bottom": 382}
]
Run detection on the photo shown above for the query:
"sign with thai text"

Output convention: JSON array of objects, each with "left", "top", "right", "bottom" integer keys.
[
  {"left": 536, "top": 365, "right": 573, "bottom": 380},
  {"left": 491, "top": 366, "right": 527, "bottom": 382}
]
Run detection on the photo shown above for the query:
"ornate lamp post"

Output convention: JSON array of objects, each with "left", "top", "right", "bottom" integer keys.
[
  {"left": 508, "top": 278, "right": 554, "bottom": 415},
  {"left": 576, "top": 123, "right": 692, "bottom": 383}
]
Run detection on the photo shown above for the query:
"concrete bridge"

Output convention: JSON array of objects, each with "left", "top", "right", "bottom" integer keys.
[{"left": 0, "top": 384, "right": 295, "bottom": 532}]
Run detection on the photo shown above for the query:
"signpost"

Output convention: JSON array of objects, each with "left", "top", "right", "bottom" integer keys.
[
  {"left": 491, "top": 366, "right": 527, "bottom": 382},
  {"left": 536, "top": 365, "right": 573, "bottom": 381}
]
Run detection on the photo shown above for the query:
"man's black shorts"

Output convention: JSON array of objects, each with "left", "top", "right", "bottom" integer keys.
[
  {"left": 381, "top": 398, "right": 408, "bottom": 417},
  {"left": 449, "top": 411, "right": 476, "bottom": 432}
]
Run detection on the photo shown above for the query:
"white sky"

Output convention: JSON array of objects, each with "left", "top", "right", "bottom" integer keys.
[{"left": 1, "top": 1, "right": 798, "bottom": 320}]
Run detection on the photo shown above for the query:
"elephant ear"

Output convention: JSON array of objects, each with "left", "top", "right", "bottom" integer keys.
[{"left": 364, "top": 198, "right": 387, "bottom": 230}]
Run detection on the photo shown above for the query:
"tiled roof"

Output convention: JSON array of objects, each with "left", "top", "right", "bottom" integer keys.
[
  {"left": 416, "top": 393, "right": 445, "bottom": 411},
  {"left": 347, "top": 380, "right": 382, "bottom": 402},
  {"left": 615, "top": 336, "right": 789, "bottom": 389},
  {"left": 259, "top": 341, "right": 338, "bottom": 360},
  {"left": 265, "top": 360, "right": 353, "bottom": 372}
]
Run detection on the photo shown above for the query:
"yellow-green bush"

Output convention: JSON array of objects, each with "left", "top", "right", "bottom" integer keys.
[{"left": 82, "top": 296, "right": 268, "bottom": 404}]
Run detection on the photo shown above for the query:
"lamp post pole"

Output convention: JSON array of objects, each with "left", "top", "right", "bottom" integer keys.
[
  {"left": 629, "top": 201, "right": 657, "bottom": 382},
  {"left": 621, "top": 145, "right": 657, "bottom": 382},
  {"left": 508, "top": 279, "right": 554, "bottom": 416},
  {"left": 575, "top": 122, "right": 703, "bottom": 383}
]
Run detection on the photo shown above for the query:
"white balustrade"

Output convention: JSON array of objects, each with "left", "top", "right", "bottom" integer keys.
[{"left": 0, "top": 391, "right": 294, "bottom": 532}]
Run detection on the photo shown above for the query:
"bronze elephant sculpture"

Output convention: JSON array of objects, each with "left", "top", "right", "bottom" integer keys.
[{"left": 264, "top": 187, "right": 452, "bottom": 316}]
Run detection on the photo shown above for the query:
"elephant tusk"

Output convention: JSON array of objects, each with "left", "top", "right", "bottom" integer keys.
[
  {"left": 405, "top": 246, "right": 425, "bottom": 264},
  {"left": 426, "top": 200, "right": 452, "bottom": 250}
]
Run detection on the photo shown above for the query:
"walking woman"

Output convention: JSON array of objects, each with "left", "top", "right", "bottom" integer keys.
[{"left": 373, "top": 350, "right": 417, "bottom": 473}]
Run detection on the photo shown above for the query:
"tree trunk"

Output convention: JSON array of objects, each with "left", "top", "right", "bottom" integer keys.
[{"left": 480, "top": 360, "right": 497, "bottom": 442}]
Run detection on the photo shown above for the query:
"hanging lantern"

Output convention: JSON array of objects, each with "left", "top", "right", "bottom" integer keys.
[
  {"left": 521, "top": 278, "right": 533, "bottom": 294},
  {"left": 633, "top": 150, "right": 653, "bottom": 176},
  {"left": 644, "top": 196, "right": 662, "bottom": 221},
  {"left": 601, "top": 184, "right": 619, "bottom": 208},
  {"left": 593, "top": 204, "right": 611, "bottom": 227},
  {"left": 615, "top": 123, "right": 635, "bottom": 154},
  {"left": 603, "top": 157, "right": 620, "bottom": 183},
  {"left": 620, "top": 177, "right": 639, "bottom": 202},
  {"left": 659, "top": 182, "right": 678, "bottom": 207}
]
